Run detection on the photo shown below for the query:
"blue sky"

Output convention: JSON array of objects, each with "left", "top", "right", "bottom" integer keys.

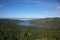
[{"left": 0, "top": 0, "right": 60, "bottom": 18}]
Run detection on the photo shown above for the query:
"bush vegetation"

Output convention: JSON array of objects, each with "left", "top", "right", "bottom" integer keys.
[{"left": 0, "top": 19, "right": 60, "bottom": 40}]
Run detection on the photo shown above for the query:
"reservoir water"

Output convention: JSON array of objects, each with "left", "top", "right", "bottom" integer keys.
[
  {"left": 19, "top": 21, "right": 34, "bottom": 26},
  {"left": 19, "top": 21, "right": 48, "bottom": 28}
]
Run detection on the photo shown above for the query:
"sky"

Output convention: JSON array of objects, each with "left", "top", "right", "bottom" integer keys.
[{"left": 0, "top": 0, "right": 60, "bottom": 18}]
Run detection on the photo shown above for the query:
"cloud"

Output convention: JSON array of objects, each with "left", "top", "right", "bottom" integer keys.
[
  {"left": 55, "top": 3, "right": 60, "bottom": 9},
  {"left": 25, "top": 0, "right": 40, "bottom": 4},
  {"left": 0, "top": 5, "right": 3, "bottom": 7},
  {"left": 56, "top": 6, "right": 60, "bottom": 9},
  {"left": 24, "top": 0, "right": 41, "bottom": 7}
]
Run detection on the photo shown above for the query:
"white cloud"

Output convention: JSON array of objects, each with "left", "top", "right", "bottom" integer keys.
[
  {"left": 25, "top": 0, "right": 40, "bottom": 4},
  {"left": 0, "top": 5, "right": 3, "bottom": 7},
  {"left": 56, "top": 3, "right": 60, "bottom": 9},
  {"left": 56, "top": 6, "right": 60, "bottom": 9}
]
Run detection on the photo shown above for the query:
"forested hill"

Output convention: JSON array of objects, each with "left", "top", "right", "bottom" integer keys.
[
  {"left": 0, "top": 19, "right": 23, "bottom": 25},
  {"left": 0, "top": 18, "right": 60, "bottom": 40},
  {"left": 29, "top": 17, "right": 60, "bottom": 28}
]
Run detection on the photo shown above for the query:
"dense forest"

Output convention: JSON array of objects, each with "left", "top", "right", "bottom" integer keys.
[{"left": 0, "top": 18, "right": 60, "bottom": 40}]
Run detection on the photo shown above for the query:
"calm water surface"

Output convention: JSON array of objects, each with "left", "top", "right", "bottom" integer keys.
[
  {"left": 19, "top": 21, "right": 48, "bottom": 28},
  {"left": 19, "top": 21, "right": 34, "bottom": 26}
]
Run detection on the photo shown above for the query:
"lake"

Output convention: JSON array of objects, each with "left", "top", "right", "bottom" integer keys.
[
  {"left": 19, "top": 21, "right": 34, "bottom": 26},
  {"left": 19, "top": 21, "right": 48, "bottom": 28}
]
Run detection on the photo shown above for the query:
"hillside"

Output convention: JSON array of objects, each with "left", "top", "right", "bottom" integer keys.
[
  {"left": 0, "top": 19, "right": 23, "bottom": 25},
  {"left": 29, "top": 17, "right": 60, "bottom": 28},
  {"left": 0, "top": 19, "right": 60, "bottom": 40}
]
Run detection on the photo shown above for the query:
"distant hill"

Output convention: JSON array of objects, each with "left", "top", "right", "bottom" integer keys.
[
  {"left": 29, "top": 17, "right": 60, "bottom": 28},
  {"left": 0, "top": 19, "right": 24, "bottom": 27},
  {"left": 0, "top": 18, "right": 60, "bottom": 40}
]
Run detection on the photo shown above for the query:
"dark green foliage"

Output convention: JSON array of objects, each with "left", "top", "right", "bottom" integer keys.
[
  {"left": 0, "top": 19, "right": 60, "bottom": 40},
  {"left": 29, "top": 17, "right": 60, "bottom": 28}
]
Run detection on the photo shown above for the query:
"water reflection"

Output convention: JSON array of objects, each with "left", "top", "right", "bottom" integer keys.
[
  {"left": 19, "top": 21, "right": 33, "bottom": 26},
  {"left": 19, "top": 21, "right": 48, "bottom": 28}
]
